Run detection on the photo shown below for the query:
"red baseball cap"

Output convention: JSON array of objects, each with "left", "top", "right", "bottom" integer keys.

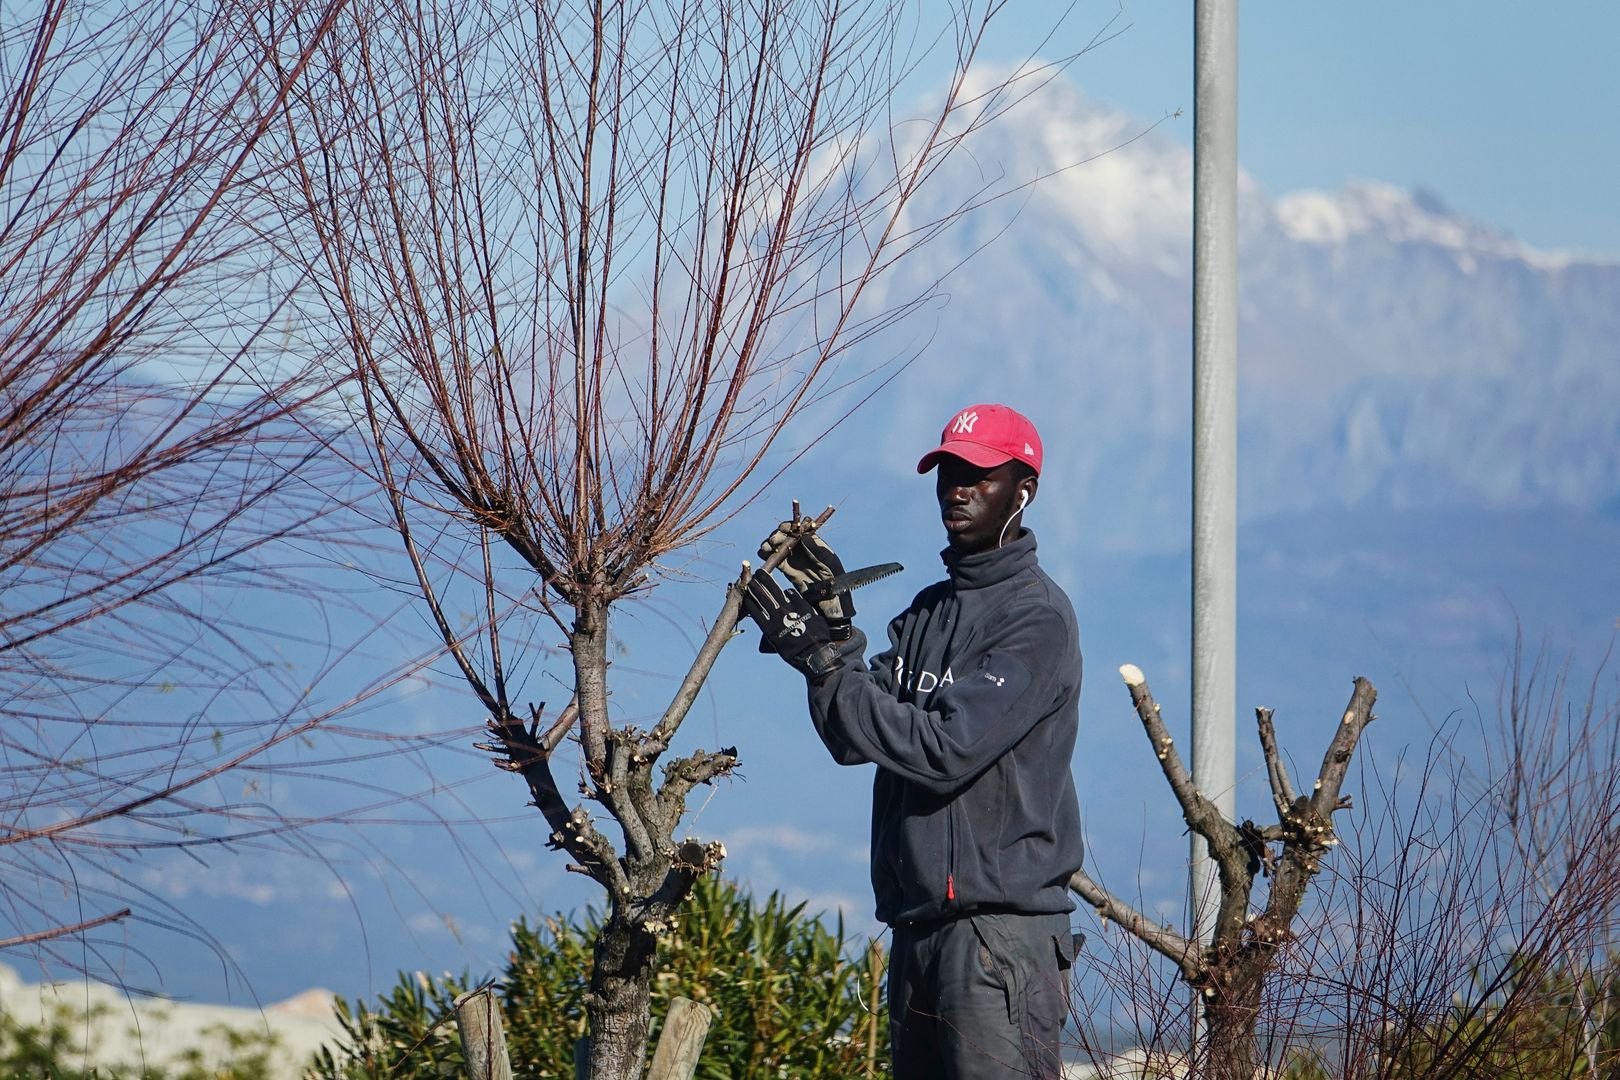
[{"left": 916, "top": 403, "right": 1043, "bottom": 475}]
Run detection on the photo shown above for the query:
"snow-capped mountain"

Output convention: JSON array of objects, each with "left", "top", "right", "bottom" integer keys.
[{"left": 839, "top": 75, "right": 1620, "bottom": 552}]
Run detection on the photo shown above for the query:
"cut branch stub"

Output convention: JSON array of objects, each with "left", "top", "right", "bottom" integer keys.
[
  {"left": 656, "top": 747, "right": 740, "bottom": 826},
  {"left": 1117, "top": 663, "right": 1237, "bottom": 853},
  {"left": 1308, "top": 677, "right": 1376, "bottom": 821},
  {"left": 1255, "top": 706, "right": 1297, "bottom": 820}
]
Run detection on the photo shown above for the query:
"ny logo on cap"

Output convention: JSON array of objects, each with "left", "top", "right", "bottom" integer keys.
[{"left": 951, "top": 410, "right": 980, "bottom": 435}]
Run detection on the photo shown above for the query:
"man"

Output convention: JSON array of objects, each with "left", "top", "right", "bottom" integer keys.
[{"left": 743, "top": 403, "right": 1084, "bottom": 1079}]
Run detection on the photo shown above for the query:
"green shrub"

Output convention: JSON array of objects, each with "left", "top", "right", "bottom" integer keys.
[{"left": 311, "top": 874, "right": 889, "bottom": 1079}]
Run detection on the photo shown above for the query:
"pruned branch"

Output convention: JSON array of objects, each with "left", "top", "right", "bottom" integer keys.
[
  {"left": 645, "top": 505, "right": 835, "bottom": 754},
  {"left": 1118, "top": 663, "right": 1238, "bottom": 854},
  {"left": 1078, "top": 663, "right": 1378, "bottom": 1078},
  {"left": 1258, "top": 679, "right": 1376, "bottom": 935},
  {"left": 1069, "top": 868, "right": 1201, "bottom": 982},
  {"left": 539, "top": 700, "right": 580, "bottom": 756},
  {"left": 1255, "top": 706, "right": 1298, "bottom": 820},
  {"left": 1308, "top": 677, "right": 1376, "bottom": 820},
  {"left": 645, "top": 570, "right": 750, "bottom": 755},
  {"left": 481, "top": 705, "right": 618, "bottom": 889},
  {"left": 656, "top": 748, "right": 742, "bottom": 828}
]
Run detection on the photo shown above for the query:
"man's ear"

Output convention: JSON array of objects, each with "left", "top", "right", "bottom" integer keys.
[{"left": 1018, "top": 476, "right": 1038, "bottom": 511}]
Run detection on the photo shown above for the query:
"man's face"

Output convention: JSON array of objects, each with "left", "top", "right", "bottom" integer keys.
[{"left": 935, "top": 457, "right": 1031, "bottom": 555}]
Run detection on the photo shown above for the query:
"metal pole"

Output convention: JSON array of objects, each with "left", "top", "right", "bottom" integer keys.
[{"left": 1191, "top": 0, "right": 1238, "bottom": 964}]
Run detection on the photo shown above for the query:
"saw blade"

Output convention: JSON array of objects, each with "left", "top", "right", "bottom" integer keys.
[{"left": 802, "top": 561, "right": 904, "bottom": 602}]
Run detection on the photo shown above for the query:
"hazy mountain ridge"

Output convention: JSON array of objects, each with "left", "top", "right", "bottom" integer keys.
[{"left": 850, "top": 76, "right": 1620, "bottom": 549}]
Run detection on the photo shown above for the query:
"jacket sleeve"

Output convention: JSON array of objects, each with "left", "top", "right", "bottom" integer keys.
[
  {"left": 801, "top": 612, "right": 902, "bottom": 767},
  {"left": 806, "top": 601, "right": 1070, "bottom": 794}
]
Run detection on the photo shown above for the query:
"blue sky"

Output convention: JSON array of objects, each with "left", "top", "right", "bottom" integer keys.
[
  {"left": 1011, "top": 1, "right": 1620, "bottom": 254},
  {"left": 17, "top": 0, "right": 1618, "bottom": 1013}
]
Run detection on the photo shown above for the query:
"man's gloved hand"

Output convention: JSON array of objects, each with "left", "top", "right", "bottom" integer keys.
[
  {"left": 742, "top": 571, "right": 846, "bottom": 679},
  {"left": 758, "top": 523, "right": 854, "bottom": 634}
]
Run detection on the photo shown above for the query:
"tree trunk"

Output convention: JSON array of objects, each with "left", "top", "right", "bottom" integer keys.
[
  {"left": 585, "top": 913, "right": 659, "bottom": 1080},
  {"left": 1203, "top": 966, "right": 1266, "bottom": 1080}
]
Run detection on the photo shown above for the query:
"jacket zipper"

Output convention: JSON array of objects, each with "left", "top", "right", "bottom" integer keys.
[{"left": 943, "top": 591, "right": 958, "bottom": 906}]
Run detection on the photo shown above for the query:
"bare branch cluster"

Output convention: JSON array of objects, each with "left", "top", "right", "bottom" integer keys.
[
  {"left": 1068, "top": 643, "right": 1620, "bottom": 1080},
  {"left": 1, "top": 0, "right": 361, "bottom": 669},
  {"left": 1070, "top": 668, "right": 1376, "bottom": 1079},
  {"left": 1, "top": 0, "right": 361, "bottom": 961},
  {"left": 1072, "top": 669, "right": 1374, "bottom": 980}
]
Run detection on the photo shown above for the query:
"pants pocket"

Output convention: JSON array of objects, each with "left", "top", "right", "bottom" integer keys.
[
  {"left": 969, "top": 914, "right": 1027, "bottom": 1025},
  {"left": 969, "top": 914, "right": 1070, "bottom": 1077},
  {"left": 1053, "top": 930, "right": 1082, "bottom": 1013}
]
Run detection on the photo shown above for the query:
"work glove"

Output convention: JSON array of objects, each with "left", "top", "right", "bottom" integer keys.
[
  {"left": 757, "top": 522, "right": 854, "bottom": 634},
  {"left": 741, "top": 571, "right": 846, "bottom": 679}
]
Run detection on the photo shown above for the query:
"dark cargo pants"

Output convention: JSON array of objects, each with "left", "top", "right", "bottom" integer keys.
[{"left": 889, "top": 911, "right": 1077, "bottom": 1079}]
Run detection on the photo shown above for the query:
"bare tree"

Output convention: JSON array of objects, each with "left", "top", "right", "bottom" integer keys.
[
  {"left": 274, "top": 0, "right": 1093, "bottom": 1074},
  {"left": 1, "top": 0, "right": 357, "bottom": 963},
  {"left": 1067, "top": 645, "right": 1620, "bottom": 1080},
  {"left": 1069, "top": 666, "right": 1376, "bottom": 1080}
]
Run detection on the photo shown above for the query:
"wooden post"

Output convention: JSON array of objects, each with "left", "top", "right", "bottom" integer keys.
[
  {"left": 452, "top": 986, "right": 513, "bottom": 1080},
  {"left": 647, "top": 996, "right": 713, "bottom": 1080},
  {"left": 865, "top": 939, "right": 884, "bottom": 1077},
  {"left": 573, "top": 1037, "right": 590, "bottom": 1080}
]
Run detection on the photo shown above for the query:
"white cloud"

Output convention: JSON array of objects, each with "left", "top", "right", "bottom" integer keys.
[
  {"left": 118, "top": 848, "right": 356, "bottom": 908},
  {"left": 725, "top": 823, "right": 866, "bottom": 863}
]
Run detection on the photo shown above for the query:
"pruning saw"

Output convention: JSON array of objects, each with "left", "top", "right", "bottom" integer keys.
[{"left": 801, "top": 561, "right": 904, "bottom": 602}]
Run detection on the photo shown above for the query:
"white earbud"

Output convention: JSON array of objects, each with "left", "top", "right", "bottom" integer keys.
[{"left": 998, "top": 490, "right": 1030, "bottom": 548}]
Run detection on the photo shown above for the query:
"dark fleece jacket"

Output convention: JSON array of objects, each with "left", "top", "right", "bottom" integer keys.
[{"left": 806, "top": 529, "right": 1084, "bottom": 926}]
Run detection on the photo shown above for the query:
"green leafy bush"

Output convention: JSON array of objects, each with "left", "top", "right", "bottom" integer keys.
[{"left": 311, "top": 875, "right": 888, "bottom": 1078}]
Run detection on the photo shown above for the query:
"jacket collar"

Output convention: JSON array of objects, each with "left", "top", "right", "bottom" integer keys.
[{"left": 941, "top": 528, "right": 1038, "bottom": 591}]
